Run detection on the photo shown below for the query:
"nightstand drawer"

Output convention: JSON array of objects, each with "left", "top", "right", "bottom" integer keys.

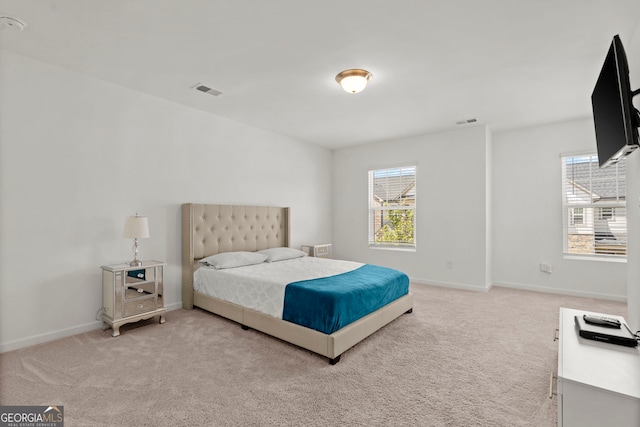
[{"left": 119, "top": 290, "right": 162, "bottom": 317}]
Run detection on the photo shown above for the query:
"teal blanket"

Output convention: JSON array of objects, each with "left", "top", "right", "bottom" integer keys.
[{"left": 282, "top": 264, "right": 409, "bottom": 334}]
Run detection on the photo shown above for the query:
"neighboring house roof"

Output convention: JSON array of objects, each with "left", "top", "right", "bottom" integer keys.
[
  {"left": 565, "top": 159, "right": 626, "bottom": 202},
  {"left": 373, "top": 174, "right": 416, "bottom": 204}
]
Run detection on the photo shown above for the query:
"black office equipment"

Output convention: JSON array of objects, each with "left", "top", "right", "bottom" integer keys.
[{"left": 575, "top": 314, "right": 637, "bottom": 347}]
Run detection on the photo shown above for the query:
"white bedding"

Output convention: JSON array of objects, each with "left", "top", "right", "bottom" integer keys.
[{"left": 193, "top": 256, "right": 363, "bottom": 318}]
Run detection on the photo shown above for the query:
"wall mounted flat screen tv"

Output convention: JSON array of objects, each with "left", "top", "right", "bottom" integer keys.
[{"left": 591, "top": 35, "right": 640, "bottom": 168}]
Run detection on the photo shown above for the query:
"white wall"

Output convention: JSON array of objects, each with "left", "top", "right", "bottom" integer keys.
[
  {"left": 624, "top": 26, "right": 640, "bottom": 332},
  {"left": 627, "top": 145, "right": 640, "bottom": 332},
  {"left": 485, "top": 127, "right": 493, "bottom": 287},
  {"left": 0, "top": 51, "right": 333, "bottom": 352},
  {"left": 332, "top": 125, "right": 491, "bottom": 290},
  {"left": 333, "top": 116, "right": 630, "bottom": 304},
  {"left": 492, "top": 119, "right": 627, "bottom": 299}
]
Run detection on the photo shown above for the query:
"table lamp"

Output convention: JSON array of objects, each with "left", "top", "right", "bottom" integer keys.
[{"left": 122, "top": 213, "right": 149, "bottom": 266}]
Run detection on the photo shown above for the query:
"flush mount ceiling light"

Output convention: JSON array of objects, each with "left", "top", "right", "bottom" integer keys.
[
  {"left": 335, "top": 69, "right": 372, "bottom": 94},
  {"left": 0, "top": 15, "right": 27, "bottom": 31}
]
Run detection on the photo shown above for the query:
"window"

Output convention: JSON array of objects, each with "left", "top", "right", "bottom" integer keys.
[
  {"left": 368, "top": 165, "right": 416, "bottom": 249},
  {"left": 562, "top": 154, "right": 626, "bottom": 257},
  {"left": 570, "top": 208, "right": 585, "bottom": 225},
  {"left": 596, "top": 207, "right": 615, "bottom": 220}
]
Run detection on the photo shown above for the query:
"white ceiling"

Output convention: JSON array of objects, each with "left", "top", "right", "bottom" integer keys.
[{"left": 1, "top": 1, "right": 639, "bottom": 149}]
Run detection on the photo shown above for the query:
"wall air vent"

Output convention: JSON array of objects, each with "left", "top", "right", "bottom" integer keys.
[{"left": 192, "top": 83, "right": 223, "bottom": 97}]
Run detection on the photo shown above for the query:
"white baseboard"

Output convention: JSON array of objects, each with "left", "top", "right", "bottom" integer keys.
[
  {"left": 410, "top": 278, "right": 626, "bottom": 302},
  {"left": 493, "top": 281, "right": 627, "bottom": 302},
  {"left": 410, "top": 277, "right": 492, "bottom": 292},
  {"left": 0, "top": 321, "right": 103, "bottom": 354},
  {"left": 165, "top": 302, "right": 183, "bottom": 310},
  {"left": 0, "top": 301, "right": 184, "bottom": 354}
]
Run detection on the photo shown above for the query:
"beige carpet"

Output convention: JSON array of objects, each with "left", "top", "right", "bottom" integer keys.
[{"left": 0, "top": 284, "right": 627, "bottom": 426}]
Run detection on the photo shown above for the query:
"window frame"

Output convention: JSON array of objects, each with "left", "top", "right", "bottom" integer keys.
[
  {"left": 368, "top": 165, "right": 416, "bottom": 251},
  {"left": 561, "top": 153, "right": 627, "bottom": 260}
]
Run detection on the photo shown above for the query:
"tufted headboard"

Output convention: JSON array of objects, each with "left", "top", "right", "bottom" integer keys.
[{"left": 181, "top": 203, "right": 290, "bottom": 309}]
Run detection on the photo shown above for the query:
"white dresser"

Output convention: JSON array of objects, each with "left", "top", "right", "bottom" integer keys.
[{"left": 557, "top": 307, "right": 640, "bottom": 426}]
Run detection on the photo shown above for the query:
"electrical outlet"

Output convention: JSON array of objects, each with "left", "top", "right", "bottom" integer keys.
[
  {"left": 446, "top": 260, "right": 453, "bottom": 269},
  {"left": 540, "top": 262, "right": 553, "bottom": 273}
]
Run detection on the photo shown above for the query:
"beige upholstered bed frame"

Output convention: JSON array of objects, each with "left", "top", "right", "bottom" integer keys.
[{"left": 182, "top": 203, "right": 413, "bottom": 364}]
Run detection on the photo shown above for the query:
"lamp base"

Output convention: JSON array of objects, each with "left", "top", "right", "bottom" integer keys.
[{"left": 129, "top": 259, "right": 142, "bottom": 267}]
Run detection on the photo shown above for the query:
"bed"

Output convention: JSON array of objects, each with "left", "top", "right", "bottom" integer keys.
[{"left": 182, "top": 203, "right": 414, "bottom": 364}]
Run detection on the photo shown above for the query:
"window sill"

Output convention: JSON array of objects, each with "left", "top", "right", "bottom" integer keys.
[
  {"left": 369, "top": 245, "right": 416, "bottom": 253},
  {"left": 563, "top": 254, "right": 627, "bottom": 263}
]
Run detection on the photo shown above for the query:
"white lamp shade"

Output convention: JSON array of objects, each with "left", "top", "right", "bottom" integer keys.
[
  {"left": 122, "top": 216, "right": 150, "bottom": 239},
  {"left": 340, "top": 75, "right": 369, "bottom": 93}
]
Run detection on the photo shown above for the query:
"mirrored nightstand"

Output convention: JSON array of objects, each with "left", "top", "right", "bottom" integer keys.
[
  {"left": 301, "top": 243, "right": 332, "bottom": 259},
  {"left": 100, "top": 260, "right": 166, "bottom": 337}
]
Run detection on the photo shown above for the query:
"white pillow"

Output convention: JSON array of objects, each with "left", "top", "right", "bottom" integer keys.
[
  {"left": 258, "top": 247, "right": 307, "bottom": 262},
  {"left": 199, "top": 251, "right": 267, "bottom": 269}
]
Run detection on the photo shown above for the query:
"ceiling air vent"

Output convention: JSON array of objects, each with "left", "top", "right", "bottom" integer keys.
[
  {"left": 192, "top": 83, "right": 223, "bottom": 97},
  {"left": 455, "top": 118, "right": 478, "bottom": 125}
]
